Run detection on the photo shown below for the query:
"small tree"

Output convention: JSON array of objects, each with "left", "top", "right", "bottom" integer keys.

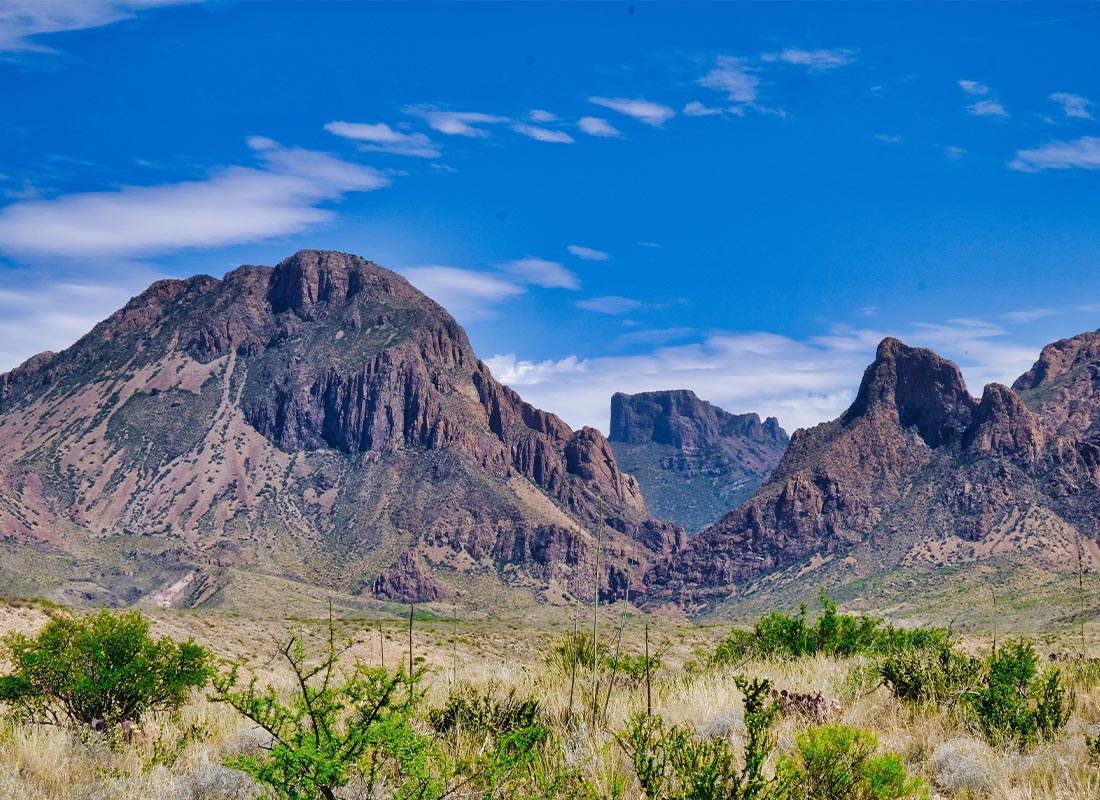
[
  {"left": 211, "top": 621, "right": 440, "bottom": 800},
  {"left": 0, "top": 609, "right": 210, "bottom": 728}
]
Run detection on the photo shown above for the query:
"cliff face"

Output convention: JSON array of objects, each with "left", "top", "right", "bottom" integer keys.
[
  {"left": 646, "top": 336, "right": 1100, "bottom": 612},
  {"left": 608, "top": 390, "right": 788, "bottom": 533},
  {"left": 0, "top": 250, "right": 682, "bottom": 608}
]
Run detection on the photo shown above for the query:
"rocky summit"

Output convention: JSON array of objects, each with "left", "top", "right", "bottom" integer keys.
[
  {"left": 608, "top": 390, "right": 788, "bottom": 533},
  {"left": 645, "top": 335, "right": 1100, "bottom": 613},
  {"left": 0, "top": 250, "right": 683, "bottom": 609}
]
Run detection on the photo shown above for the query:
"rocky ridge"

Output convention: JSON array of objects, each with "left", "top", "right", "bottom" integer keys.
[{"left": 645, "top": 335, "right": 1100, "bottom": 612}]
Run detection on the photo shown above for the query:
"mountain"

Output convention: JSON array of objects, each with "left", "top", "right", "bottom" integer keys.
[
  {"left": 645, "top": 335, "right": 1100, "bottom": 613},
  {"left": 608, "top": 390, "right": 788, "bottom": 533},
  {"left": 0, "top": 251, "right": 683, "bottom": 609}
]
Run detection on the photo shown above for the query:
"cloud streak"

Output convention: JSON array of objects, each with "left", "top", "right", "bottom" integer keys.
[
  {"left": 0, "top": 137, "right": 389, "bottom": 259},
  {"left": 0, "top": 0, "right": 198, "bottom": 53},
  {"left": 403, "top": 106, "right": 509, "bottom": 137},
  {"left": 400, "top": 266, "right": 524, "bottom": 320},
  {"left": 567, "top": 245, "right": 609, "bottom": 261},
  {"left": 512, "top": 123, "right": 574, "bottom": 144},
  {"left": 578, "top": 116, "right": 621, "bottom": 137},
  {"left": 323, "top": 121, "right": 440, "bottom": 157},
  {"left": 501, "top": 257, "right": 579, "bottom": 289},
  {"left": 1009, "top": 135, "right": 1100, "bottom": 172},
  {"left": 1050, "top": 92, "right": 1094, "bottom": 120},
  {"left": 588, "top": 97, "right": 675, "bottom": 127}
]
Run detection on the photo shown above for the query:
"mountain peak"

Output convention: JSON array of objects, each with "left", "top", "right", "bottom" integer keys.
[{"left": 845, "top": 337, "right": 975, "bottom": 448}]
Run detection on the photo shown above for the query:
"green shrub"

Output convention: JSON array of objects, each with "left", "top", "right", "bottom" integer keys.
[
  {"left": 212, "top": 625, "right": 439, "bottom": 800},
  {"left": 712, "top": 593, "right": 948, "bottom": 665},
  {"left": 0, "top": 609, "right": 210, "bottom": 728},
  {"left": 880, "top": 639, "right": 1073, "bottom": 749},
  {"left": 969, "top": 640, "right": 1073, "bottom": 749},
  {"left": 776, "top": 725, "right": 928, "bottom": 800},
  {"left": 618, "top": 675, "right": 785, "bottom": 800},
  {"left": 879, "top": 643, "right": 978, "bottom": 706}
]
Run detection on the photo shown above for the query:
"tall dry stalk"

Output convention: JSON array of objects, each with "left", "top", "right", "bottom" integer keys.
[{"left": 591, "top": 500, "right": 604, "bottom": 728}]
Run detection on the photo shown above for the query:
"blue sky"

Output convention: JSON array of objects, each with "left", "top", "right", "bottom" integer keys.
[{"left": 2, "top": 1, "right": 1099, "bottom": 433}]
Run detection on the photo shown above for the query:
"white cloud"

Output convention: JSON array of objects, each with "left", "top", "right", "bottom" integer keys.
[
  {"left": 1050, "top": 92, "right": 1094, "bottom": 120},
  {"left": 323, "top": 121, "right": 440, "bottom": 157},
  {"left": 958, "top": 80, "right": 990, "bottom": 96},
  {"left": 567, "top": 245, "right": 609, "bottom": 261},
  {"left": 511, "top": 123, "right": 574, "bottom": 144},
  {"left": 683, "top": 101, "right": 724, "bottom": 117},
  {"left": 1009, "top": 135, "right": 1100, "bottom": 171},
  {"left": 588, "top": 97, "right": 675, "bottom": 127},
  {"left": 403, "top": 106, "right": 509, "bottom": 137},
  {"left": 575, "top": 296, "right": 642, "bottom": 315},
  {"left": 485, "top": 319, "right": 1045, "bottom": 436},
  {"left": 764, "top": 48, "right": 856, "bottom": 70},
  {"left": 501, "top": 257, "right": 579, "bottom": 290},
  {"left": 968, "top": 100, "right": 1009, "bottom": 118},
  {"left": 637, "top": 241, "right": 661, "bottom": 248},
  {"left": 698, "top": 56, "right": 758, "bottom": 103},
  {"left": 0, "top": 138, "right": 388, "bottom": 259},
  {"left": 945, "top": 146, "right": 968, "bottom": 159},
  {"left": 1002, "top": 308, "right": 1056, "bottom": 323},
  {"left": 0, "top": 274, "right": 159, "bottom": 371},
  {"left": 400, "top": 266, "right": 524, "bottom": 321},
  {"left": 527, "top": 109, "right": 558, "bottom": 123},
  {"left": 874, "top": 133, "right": 904, "bottom": 144},
  {"left": 577, "top": 116, "right": 621, "bottom": 137},
  {"left": 0, "top": 0, "right": 197, "bottom": 53}
]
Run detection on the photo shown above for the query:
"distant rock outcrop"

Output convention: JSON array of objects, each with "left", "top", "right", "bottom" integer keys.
[
  {"left": 645, "top": 335, "right": 1100, "bottom": 612},
  {"left": 608, "top": 390, "right": 788, "bottom": 533},
  {"left": 0, "top": 250, "right": 683, "bottom": 608}
]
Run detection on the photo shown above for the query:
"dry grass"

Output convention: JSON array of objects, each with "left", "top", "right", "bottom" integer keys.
[{"left": 1, "top": 600, "right": 1099, "bottom": 799}]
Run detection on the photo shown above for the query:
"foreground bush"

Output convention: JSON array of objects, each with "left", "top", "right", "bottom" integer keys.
[
  {"left": 618, "top": 675, "right": 785, "bottom": 800},
  {"left": 776, "top": 725, "right": 928, "bottom": 800},
  {"left": 0, "top": 609, "right": 210, "bottom": 728},
  {"left": 881, "top": 639, "right": 1073, "bottom": 749},
  {"left": 212, "top": 625, "right": 437, "bottom": 800}
]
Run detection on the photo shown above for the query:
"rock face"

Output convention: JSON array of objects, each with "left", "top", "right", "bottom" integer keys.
[
  {"left": 646, "top": 335, "right": 1100, "bottom": 612},
  {"left": 608, "top": 390, "right": 788, "bottom": 533},
  {"left": 0, "top": 251, "right": 683, "bottom": 608}
]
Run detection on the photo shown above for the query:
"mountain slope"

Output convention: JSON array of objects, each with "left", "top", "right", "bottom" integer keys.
[
  {"left": 608, "top": 390, "right": 788, "bottom": 533},
  {"left": 0, "top": 250, "right": 683, "bottom": 608},
  {"left": 646, "top": 336, "right": 1100, "bottom": 612}
]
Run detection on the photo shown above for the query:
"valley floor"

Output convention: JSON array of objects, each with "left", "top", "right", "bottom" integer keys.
[{"left": 0, "top": 597, "right": 1098, "bottom": 799}]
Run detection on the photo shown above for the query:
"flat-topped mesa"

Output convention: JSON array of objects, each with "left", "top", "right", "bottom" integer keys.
[
  {"left": 843, "top": 337, "right": 976, "bottom": 448},
  {"left": 610, "top": 389, "right": 787, "bottom": 449}
]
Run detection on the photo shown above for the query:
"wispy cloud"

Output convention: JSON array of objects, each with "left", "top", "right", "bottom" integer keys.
[
  {"left": 575, "top": 296, "right": 642, "bottom": 315},
  {"left": 400, "top": 266, "right": 524, "bottom": 321},
  {"left": 967, "top": 99, "right": 1009, "bottom": 119},
  {"left": 958, "top": 80, "right": 990, "bottom": 96},
  {"left": 323, "top": 121, "right": 440, "bottom": 157},
  {"left": 944, "top": 146, "right": 968, "bottom": 159},
  {"left": 527, "top": 109, "right": 558, "bottom": 123},
  {"left": 874, "top": 133, "right": 904, "bottom": 144},
  {"left": 1009, "top": 135, "right": 1100, "bottom": 171},
  {"left": 0, "top": 0, "right": 198, "bottom": 53},
  {"left": 577, "top": 116, "right": 621, "bottom": 137},
  {"left": 683, "top": 101, "right": 725, "bottom": 117},
  {"left": 1002, "top": 308, "right": 1056, "bottom": 323},
  {"left": 567, "top": 245, "right": 609, "bottom": 261},
  {"left": 511, "top": 123, "right": 574, "bottom": 144},
  {"left": 0, "top": 137, "right": 388, "bottom": 259},
  {"left": 588, "top": 97, "right": 675, "bottom": 127},
  {"left": 761, "top": 47, "right": 856, "bottom": 70},
  {"left": 486, "top": 319, "right": 1043, "bottom": 434},
  {"left": 501, "top": 257, "right": 579, "bottom": 289},
  {"left": 1050, "top": 92, "right": 1094, "bottom": 120},
  {"left": 698, "top": 56, "right": 758, "bottom": 104},
  {"left": 403, "top": 106, "right": 509, "bottom": 137},
  {"left": 0, "top": 274, "right": 159, "bottom": 371}
]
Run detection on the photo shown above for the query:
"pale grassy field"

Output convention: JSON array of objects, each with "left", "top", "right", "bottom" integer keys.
[{"left": 0, "top": 598, "right": 1098, "bottom": 799}]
